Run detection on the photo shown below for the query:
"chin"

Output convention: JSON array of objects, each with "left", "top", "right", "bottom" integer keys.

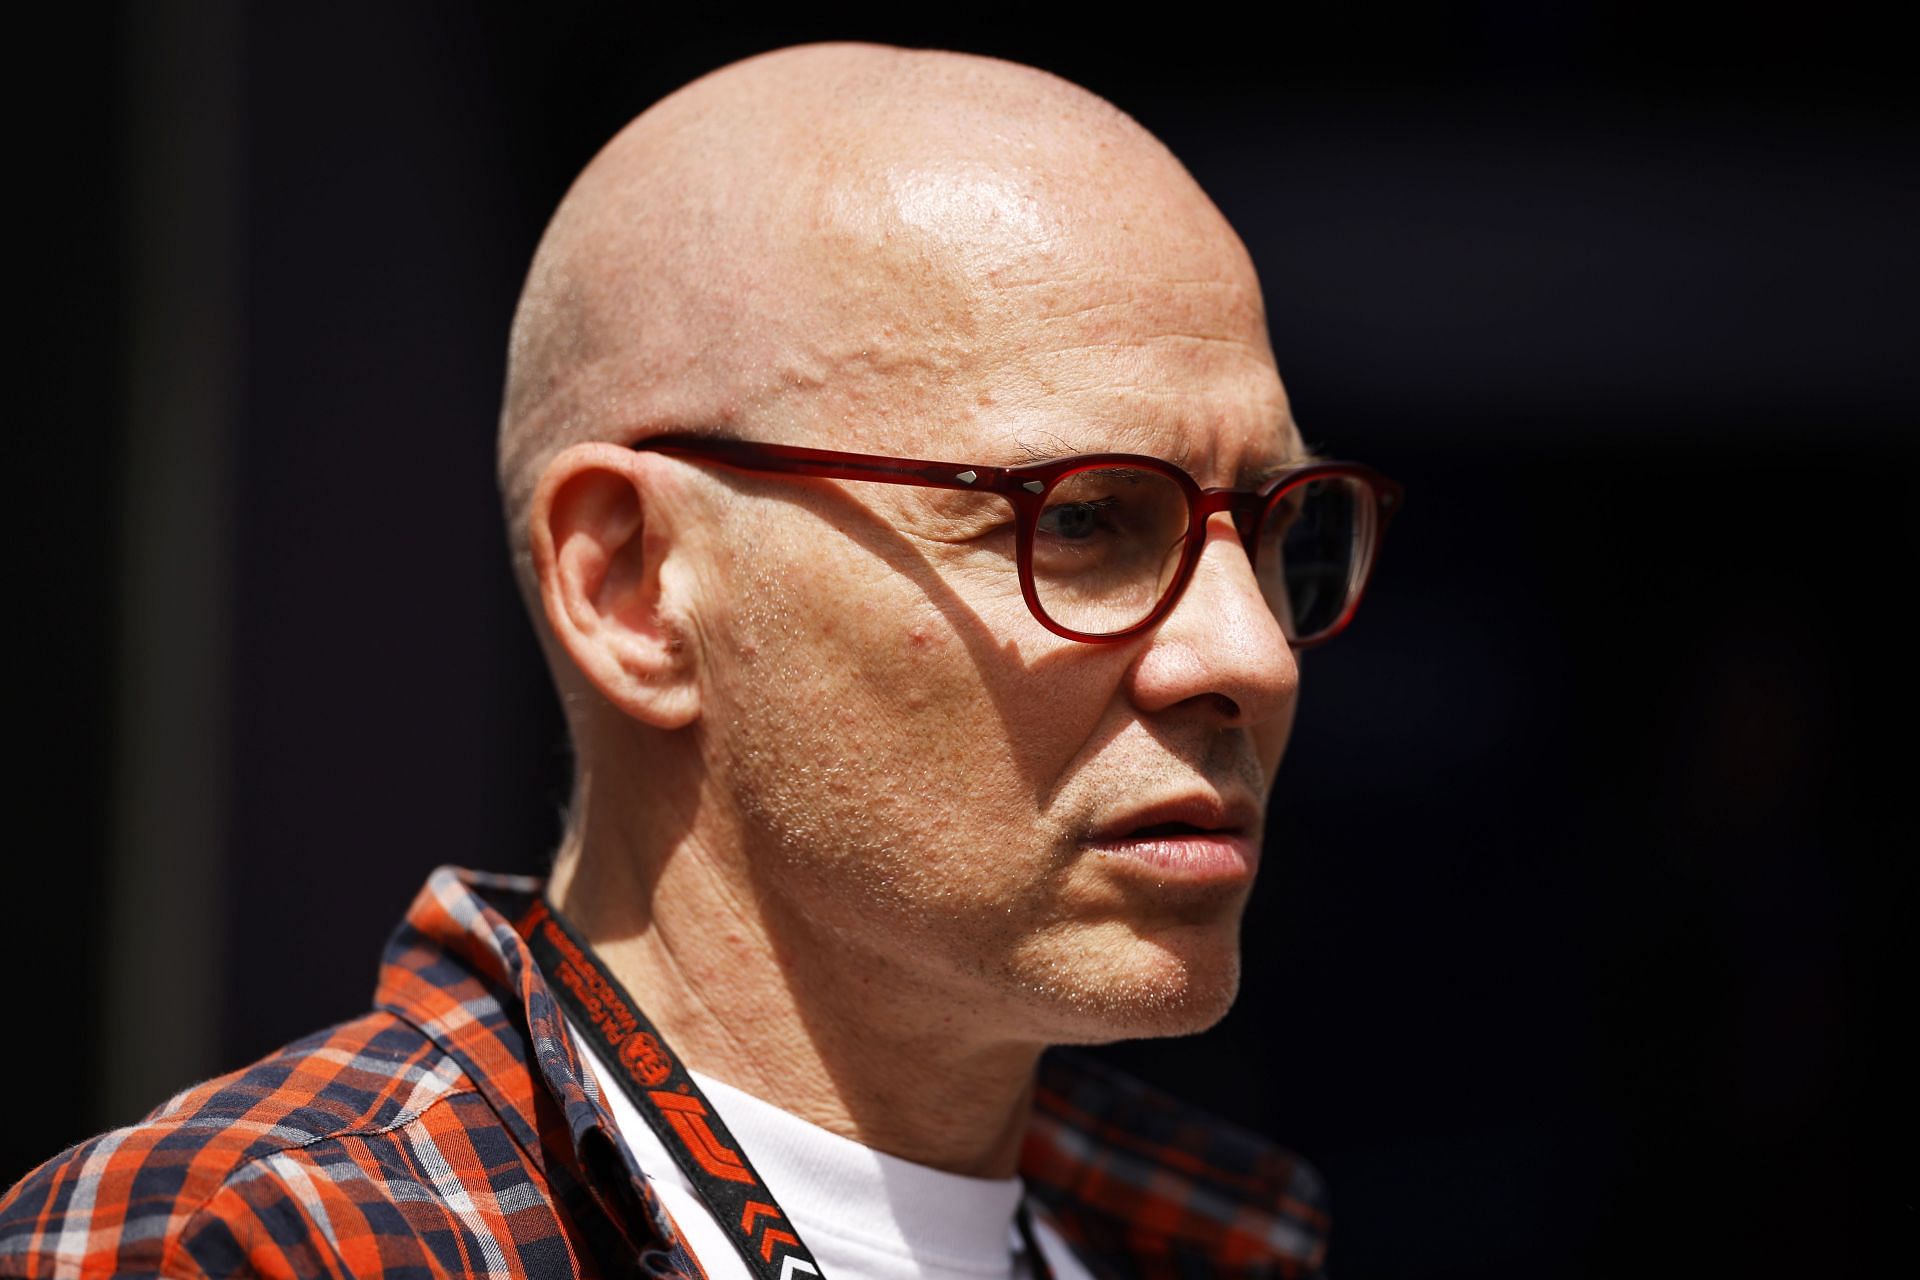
[{"left": 1006, "top": 921, "right": 1245, "bottom": 1046}]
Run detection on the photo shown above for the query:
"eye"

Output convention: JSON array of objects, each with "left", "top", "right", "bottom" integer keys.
[
  {"left": 1037, "top": 495, "right": 1119, "bottom": 542},
  {"left": 1031, "top": 468, "right": 1189, "bottom": 577}
]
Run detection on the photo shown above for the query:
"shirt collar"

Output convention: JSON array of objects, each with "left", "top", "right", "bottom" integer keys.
[
  {"left": 374, "top": 866, "right": 1328, "bottom": 1276},
  {"left": 373, "top": 867, "right": 677, "bottom": 1254}
]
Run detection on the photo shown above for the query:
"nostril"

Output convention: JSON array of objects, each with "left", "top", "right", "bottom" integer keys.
[{"left": 1206, "top": 692, "right": 1240, "bottom": 720}]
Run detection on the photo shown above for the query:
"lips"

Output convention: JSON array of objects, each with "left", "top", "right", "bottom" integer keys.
[{"left": 1087, "top": 795, "right": 1262, "bottom": 882}]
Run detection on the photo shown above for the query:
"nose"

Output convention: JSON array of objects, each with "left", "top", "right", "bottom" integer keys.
[{"left": 1125, "top": 511, "right": 1298, "bottom": 727}]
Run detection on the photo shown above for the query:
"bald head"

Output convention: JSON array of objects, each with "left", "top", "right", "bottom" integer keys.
[{"left": 497, "top": 43, "right": 1260, "bottom": 606}]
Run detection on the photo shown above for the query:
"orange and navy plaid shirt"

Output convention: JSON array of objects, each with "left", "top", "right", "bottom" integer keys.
[{"left": 2, "top": 868, "right": 1330, "bottom": 1279}]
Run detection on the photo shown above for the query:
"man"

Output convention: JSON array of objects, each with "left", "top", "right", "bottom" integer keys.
[{"left": 3, "top": 43, "right": 1397, "bottom": 1279}]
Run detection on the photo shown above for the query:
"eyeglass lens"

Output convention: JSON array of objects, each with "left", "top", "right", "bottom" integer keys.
[
  {"left": 1030, "top": 467, "right": 1375, "bottom": 641},
  {"left": 1257, "top": 475, "right": 1373, "bottom": 641}
]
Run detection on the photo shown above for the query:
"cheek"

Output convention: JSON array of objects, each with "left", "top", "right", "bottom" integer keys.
[
  {"left": 702, "top": 524, "right": 1026, "bottom": 828},
  {"left": 697, "top": 523, "right": 1119, "bottom": 913},
  {"left": 1254, "top": 691, "right": 1298, "bottom": 783},
  {"left": 722, "top": 525, "right": 1097, "bottom": 793}
]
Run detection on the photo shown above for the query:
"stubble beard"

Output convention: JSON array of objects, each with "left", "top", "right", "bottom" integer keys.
[{"left": 703, "top": 527, "right": 1259, "bottom": 1050}]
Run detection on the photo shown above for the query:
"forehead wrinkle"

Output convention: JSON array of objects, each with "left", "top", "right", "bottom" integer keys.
[
  {"left": 1011, "top": 335, "right": 1279, "bottom": 393},
  {"left": 973, "top": 409, "right": 1305, "bottom": 479},
  {"left": 991, "top": 276, "right": 1262, "bottom": 332},
  {"left": 962, "top": 334, "right": 1290, "bottom": 460},
  {"left": 988, "top": 269, "right": 1263, "bottom": 335},
  {"left": 991, "top": 275, "right": 1274, "bottom": 387},
  {"left": 1001, "top": 355, "right": 1287, "bottom": 432}
]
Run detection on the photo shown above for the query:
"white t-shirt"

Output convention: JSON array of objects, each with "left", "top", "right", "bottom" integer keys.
[{"left": 569, "top": 1023, "right": 1093, "bottom": 1280}]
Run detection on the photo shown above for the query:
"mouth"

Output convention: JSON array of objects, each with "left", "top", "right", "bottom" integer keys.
[
  {"left": 1128, "top": 820, "right": 1225, "bottom": 839},
  {"left": 1086, "top": 798, "right": 1262, "bottom": 883}
]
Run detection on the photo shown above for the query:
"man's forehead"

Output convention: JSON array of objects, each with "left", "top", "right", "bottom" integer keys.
[
  {"left": 953, "top": 274, "right": 1297, "bottom": 481},
  {"left": 787, "top": 199, "right": 1285, "bottom": 457},
  {"left": 786, "top": 265, "right": 1299, "bottom": 484}
]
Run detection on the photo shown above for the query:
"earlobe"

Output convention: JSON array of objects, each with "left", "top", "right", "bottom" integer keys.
[{"left": 530, "top": 443, "right": 701, "bottom": 730}]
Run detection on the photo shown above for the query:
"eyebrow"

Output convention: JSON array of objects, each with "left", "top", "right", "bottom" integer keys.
[{"left": 1246, "top": 449, "right": 1329, "bottom": 484}]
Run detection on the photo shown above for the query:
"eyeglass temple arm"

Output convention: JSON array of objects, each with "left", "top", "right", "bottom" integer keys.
[{"left": 636, "top": 435, "right": 1023, "bottom": 493}]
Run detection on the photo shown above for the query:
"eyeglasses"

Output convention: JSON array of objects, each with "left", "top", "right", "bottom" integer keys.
[{"left": 632, "top": 433, "right": 1402, "bottom": 647}]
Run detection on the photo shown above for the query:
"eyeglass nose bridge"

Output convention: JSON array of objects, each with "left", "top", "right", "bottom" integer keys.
[{"left": 1194, "top": 488, "right": 1274, "bottom": 569}]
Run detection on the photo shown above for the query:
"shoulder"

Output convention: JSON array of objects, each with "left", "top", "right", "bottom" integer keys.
[
  {"left": 1025, "top": 1051, "right": 1331, "bottom": 1278},
  {"left": 0, "top": 1010, "right": 537, "bottom": 1280}
]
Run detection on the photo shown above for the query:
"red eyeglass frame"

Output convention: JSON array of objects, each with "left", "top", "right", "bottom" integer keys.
[{"left": 630, "top": 432, "right": 1403, "bottom": 647}]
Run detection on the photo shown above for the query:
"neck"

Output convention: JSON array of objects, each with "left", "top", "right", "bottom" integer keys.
[{"left": 547, "top": 791, "right": 1042, "bottom": 1178}]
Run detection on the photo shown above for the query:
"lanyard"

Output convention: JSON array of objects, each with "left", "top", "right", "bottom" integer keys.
[{"left": 518, "top": 898, "right": 1054, "bottom": 1280}]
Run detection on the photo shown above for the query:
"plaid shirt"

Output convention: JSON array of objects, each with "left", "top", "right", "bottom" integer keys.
[{"left": 2, "top": 868, "right": 1329, "bottom": 1279}]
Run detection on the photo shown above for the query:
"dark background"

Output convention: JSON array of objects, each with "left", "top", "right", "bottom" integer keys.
[{"left": 14, "top": 3, "right": 1908, "bottom": 1276}]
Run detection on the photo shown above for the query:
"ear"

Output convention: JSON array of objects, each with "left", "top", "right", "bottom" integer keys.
[{"left": 529, "top": 442, "right": 701, "bottom": 730}]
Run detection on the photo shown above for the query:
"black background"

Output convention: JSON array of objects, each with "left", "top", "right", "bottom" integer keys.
[{"left": 14, "top": 4, "right": 1909, "bottom": 1276}]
